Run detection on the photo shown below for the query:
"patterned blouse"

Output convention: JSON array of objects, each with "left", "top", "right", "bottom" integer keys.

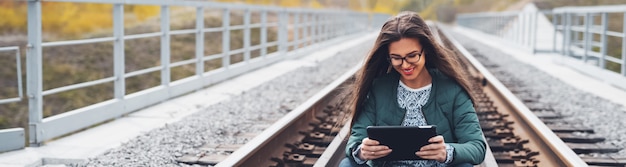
[
  {"left": 352, "top": 81, "right": 454, "bottom": 166},
  {"left": 387, "top": 81, "right": 450, "bottom": 166}
]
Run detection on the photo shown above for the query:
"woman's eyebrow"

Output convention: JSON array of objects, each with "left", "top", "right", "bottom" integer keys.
[{"left": 390, "top": 50, "right": 419, "bottom": 57}]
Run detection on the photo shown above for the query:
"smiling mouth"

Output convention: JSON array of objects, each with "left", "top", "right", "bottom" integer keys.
[{"left": 402, "top": 67, "right": 414, "bottom": 74}]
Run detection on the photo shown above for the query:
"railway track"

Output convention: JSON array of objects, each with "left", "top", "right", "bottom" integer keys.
[{"left": 175, "top": 24, "right": 623, "bottom": 167}]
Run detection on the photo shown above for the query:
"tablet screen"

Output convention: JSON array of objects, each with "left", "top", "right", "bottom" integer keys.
[{"left": 366, "top": 125, "right": 437, "bottom": 161}]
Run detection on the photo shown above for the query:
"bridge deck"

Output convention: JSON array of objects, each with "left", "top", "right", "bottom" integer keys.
[{"left": 0, "top": 31, "right": 378, "bottom": 167}]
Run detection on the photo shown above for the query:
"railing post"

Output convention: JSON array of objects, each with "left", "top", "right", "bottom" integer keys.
[
  {"left": 278, "top": 10, "right": 287, "bottom": 54},
  {"left": 161, "top": 6, "right": 171, "bottom": 87},
  {"left": 27, "top": 0, "right": 43, "bottom": 146},
  {"left": 600, "top": 12, "right": 607, "bottom": 68},
  {"left": 302, "top": 12, "right": 308, "bottom": 47},
  {"left": 622, "top": 13, "right": 626, "bottom": 76},
  {"left": 572, "top": 13, "right": 580, "bottom": 49},
  {"left": 243, "top": 8, "right": 251, "bottom": 62},
  {"left": 196, "top": 7, "right": 204, "bottom": 76},
  {"left": 553, "top": 12, "right": 558, "bottom": 52},
  {"left": 326, "top": 13, "right": 330, "bottom": 41},
  {"left": 309, "top": 12, "right": 315, "bottom": 45},
  {"left": 113, "top": 4, "right": 125, "bottom": 100},
  {"left": 523, "top": 13, "right": 528, "bottom": 47},
  {"left": 564, "top": 12, "right": 571, "bottom": 56},
  {"left": 532, "top": 11, "right": 538, "bottom": 54},
  {"left": 260, "top": 10, "right": 267, "bottom": 57},
  {"left": 293, "top": 11, "right": 300, "bottom": 50},
  {"left": 315, "top": 13, "right": 320, "bottom": 43},
  {"left": 520, "top": 13, "right": 525, "bottom": 45},
  {"left": 514, "top": 14, "right": 520, "bottom": 45},
  {"left": 584, "top": 12, "right": 591, "bottom": 63},
  {"left": 222, "top": 8, "right": 230, "bottom": 68}
]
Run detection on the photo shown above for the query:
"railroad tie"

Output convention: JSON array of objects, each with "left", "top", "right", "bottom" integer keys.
[
  {"left": 555, "top": 132, "right": 605, "bottom": 143},
  {"left": 566, "top": 143, "right": 620, "bottom": 154},
  {"left": 581, "top": 156, "right": 626, "bottom": 166}
]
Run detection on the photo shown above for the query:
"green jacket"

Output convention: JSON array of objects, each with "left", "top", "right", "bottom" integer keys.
[{"left": 346, "top": 69, "right": 486, "bottom": 166}]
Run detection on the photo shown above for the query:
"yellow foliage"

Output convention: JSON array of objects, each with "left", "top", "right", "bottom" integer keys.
[
  {"left": 0, "top": 1, "right": 27, "bottom": 32},
  {"left": 130, "top": 6, "right": 160, "bottom": 21},
  {"left": 279, "top": 0, "right": 301, "bottom": 7},
  {"left": 310, "top": 0, "right": 324, "bottom": 9},
  {"left": 0, "top": 2, "right": 163, "bottom": 38}
]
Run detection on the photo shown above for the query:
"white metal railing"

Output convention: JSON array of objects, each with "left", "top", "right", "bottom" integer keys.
[
  {"left": 15, "top": 0, "right": 383, "bottom": 149},
  {"left": 456, "top": 3, "right": 626, "bottom": 90},
  {"left": 553, "top": 5, "right": 626, "bottom": 77}
]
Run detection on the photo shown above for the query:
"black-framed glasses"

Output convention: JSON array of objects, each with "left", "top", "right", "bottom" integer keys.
[{"left": 388, "top": 49, "right": 423, "bottom": 66}]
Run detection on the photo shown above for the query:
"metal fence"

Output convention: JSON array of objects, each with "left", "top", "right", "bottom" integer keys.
[
  {"left": 456, "top": 3, "right": 626, "bottom": 90},
  {"left": 553, "top": 5, "right": 626, "bottom": 78},
  {"left": 0, "top": 0, "right": 386, "bottom": 151}
]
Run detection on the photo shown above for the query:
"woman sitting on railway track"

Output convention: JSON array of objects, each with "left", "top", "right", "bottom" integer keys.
[{"left": 340, "top": 11, "right": 486, "bottom": 167}]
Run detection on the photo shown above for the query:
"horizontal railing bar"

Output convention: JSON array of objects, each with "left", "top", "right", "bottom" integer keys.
[
  {"left": 170, "top": 58, "right": 197, "bottom": 68},
  {"left": 43, "top": 0, "right": 351, "bottom": 14},
  {"left": 0, "top": 98, "right": 21, "bottom": 105},
  {"left": 554, "top": 5, "right": 626, "bottom": 13},
  {"left": 569, "top": 26, "right": 585, "bottom": 32},
  {"left": 42, "top": 77, "right": 116, "bottom": 96},
  {"left": 249, "top": 44, "right": 263, "bottom": 51},
  {"left": 606, "top": 31, "right": 623, "bottom": 37},
  {"left": 457, "top": 11, "right": 521, "bottom": 18},
  {"left": 203, "top": 27, "right": 224, "bottom": 33},
  {"left": 605, "top": 56, "right": 623, "bottom": 64},
  {"left": 124, "top": 32, "right": 162, "bottom": 40},
  {"left": 230, "top": 48, "right": 246, "bottom": 55},
  {"left": 43, "top": 0, "right": 275, "bottom": 10},
  {"left": 230, "top": 25, "right": 246, "bottom": 30},
  {"left": 591, "top": 41, "right": 602, "bottom": 47},
  {"left": 555, "top": 25, "right": 565, "bottom": 30},
  {"left": 42, "top": 37, "right": 116, "bottom": 47},
  {"left": 266, "top": 41, "right": 278, "bottom": 47},
  {"left": 124, "top": 66, "right": 162, "bottom": 78},
  {"left": 202, "top": 54, "right": 222, "bottom": 61},
  {"left": 0, "top": 46, "right": 19, "bottom": 52},
  {"left": 249, "top": 23, "right": 262, "bottom": 28},
  {"left": 170, "top": 29, "right": 197, "bottom": 35}
]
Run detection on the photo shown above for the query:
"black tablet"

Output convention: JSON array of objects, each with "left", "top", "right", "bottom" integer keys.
[{"left": 366, "top": 125, "right": 437, "bottom": 161}]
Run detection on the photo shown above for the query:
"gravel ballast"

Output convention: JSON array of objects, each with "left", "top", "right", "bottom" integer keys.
[
  {"left": 449, "top": 30, "right": 626, "bottom": 158},
  {"left": 80, "top": 37, "right": 373, "bottom": 167}
]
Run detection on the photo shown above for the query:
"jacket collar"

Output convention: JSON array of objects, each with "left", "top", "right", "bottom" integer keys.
[{"left": 388, "top": 68, "right": 439, "bottom": 109}]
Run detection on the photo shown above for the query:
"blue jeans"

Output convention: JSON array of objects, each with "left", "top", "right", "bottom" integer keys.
[{"left": 338, "top": 157, "right": 474, "bottom": 167}]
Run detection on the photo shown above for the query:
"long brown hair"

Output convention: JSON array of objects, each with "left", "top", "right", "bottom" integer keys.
[{"left": 350, "top": 11, "right": 475, "bottom": 127}]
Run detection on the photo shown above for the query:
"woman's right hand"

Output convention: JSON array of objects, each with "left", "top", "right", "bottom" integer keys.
[{"left": 358, "top": 137, "right": 392, "bottom": 160}]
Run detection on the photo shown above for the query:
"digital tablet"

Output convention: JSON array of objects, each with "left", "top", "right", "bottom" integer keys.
[{"left": 366, "top": 125, "right": 437, "bottom": 161}]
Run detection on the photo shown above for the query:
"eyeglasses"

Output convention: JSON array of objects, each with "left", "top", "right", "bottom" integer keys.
[{"left": 388, "top": 49, "right": 423, "bottom": 66}]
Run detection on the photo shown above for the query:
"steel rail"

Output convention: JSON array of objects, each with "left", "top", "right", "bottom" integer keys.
[{"left": 216, "top": 63, "right": 360, "bottom": 167}]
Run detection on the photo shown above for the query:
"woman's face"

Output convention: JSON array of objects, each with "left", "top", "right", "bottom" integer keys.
[{"left": 388, "top": 38, "right": 428, "bottom": 86}]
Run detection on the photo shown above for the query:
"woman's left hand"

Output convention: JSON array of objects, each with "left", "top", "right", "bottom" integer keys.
[{"left": 415, "top": 135, "right": 447, "bottom": 162}]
